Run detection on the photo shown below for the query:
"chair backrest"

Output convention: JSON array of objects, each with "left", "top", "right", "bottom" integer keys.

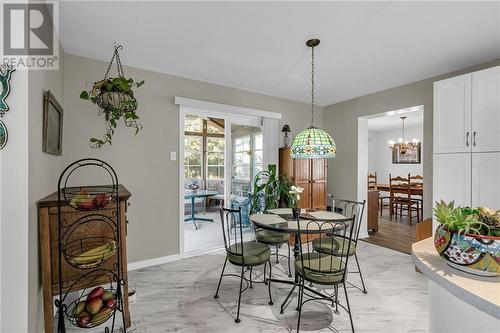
[
  {"left": 219, "top": 206, "right": 245, "bottom": 258},
  {"left": 389, "top": 174, "right": 411, "bottom": 200},
  {"left": 367, "top": 172, "right": 377, "bottom": 189},
  {"left": 327, "top": 198, "right": 366, "bottom": 242},
  {"left": 296, "top": 214, "right": 356, "bottom": 282},
  {"left": 207, "top": 179, "right": 224, "bottom": 194},
  {"left": 409, "top": 174, "right": 423, "bottom": 188}
]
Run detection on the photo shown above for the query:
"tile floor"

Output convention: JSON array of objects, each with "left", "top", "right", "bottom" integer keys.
[{"left": 128, "top": 241, "right": 429, "bottom": 332}]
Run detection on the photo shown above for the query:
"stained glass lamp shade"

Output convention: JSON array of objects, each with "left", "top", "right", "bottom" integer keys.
[{"left": 291, "top": 126, "right": 336, "bottom": 159}]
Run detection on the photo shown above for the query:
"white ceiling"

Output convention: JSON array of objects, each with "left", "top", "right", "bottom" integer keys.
[
  {"left": 368, "top": 106, "right": 423, "bottom": 132},
  {"left": 59, "top": 1, "right": 500, "bottom": 106}
]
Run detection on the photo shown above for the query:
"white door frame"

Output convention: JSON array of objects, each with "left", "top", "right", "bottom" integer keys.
[
  {"left": 176, "top": 97, "right": 281, "bottom": 257},
  {"left": 356, "top": 105, "right": 424, "bottom": 239}
]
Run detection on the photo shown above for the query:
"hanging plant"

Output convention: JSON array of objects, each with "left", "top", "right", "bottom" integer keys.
[{"left": 79, "top": 45, "right": 145, "bottom": 148}]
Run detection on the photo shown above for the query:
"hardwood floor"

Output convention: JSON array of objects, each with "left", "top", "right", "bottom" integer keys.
[{"left": 362, "top": 211, "right": 416, "bottom": 254}]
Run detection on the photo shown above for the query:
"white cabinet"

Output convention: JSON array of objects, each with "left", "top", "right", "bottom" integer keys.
[
  {"left": 433, "top": 73, "right": 471, "bottom": 154},
  {"left": 472, "top": 152, "right": 500, "bottom": 208},
  {"left": 433, "top": 153, "right": 471, "bottom": 207},
  {"left": 434, "top": 65, "right": 500, "bottom": 154},
  {"left": 472, "top": 66, "right": 500, "bottom": 152}
]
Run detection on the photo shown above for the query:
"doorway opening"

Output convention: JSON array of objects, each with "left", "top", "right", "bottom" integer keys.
[
  {"left": 358, "top": 106, "right": 424, "bottom": 254},
  {"left": 181, "top": 114, "right": 265, "bottom": 256}
]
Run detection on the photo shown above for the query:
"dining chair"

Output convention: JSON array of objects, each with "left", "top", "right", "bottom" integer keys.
[
  {"left": 295, "top": 214, "right": 357, "bottom": 333},
  {"left": 214, "top": 206, "right": 273, "bottom": 323},
  {"left": 251, "top": 192, "right": 292, "bottom": 278},
  {"left": 389, "top": 174, "right": 420, "bottom": 224},
  {"left": 367, "top": 172, "right": 377, "bottom": 189},
  {"left": 367, "top": 172, "right": 389, "bottom": 217},
  {"left": 315, "top": 196, "right": 367, "bottom": 294},
  {"left": 409, "top": 174, "right": 423, "bottom": 219}
]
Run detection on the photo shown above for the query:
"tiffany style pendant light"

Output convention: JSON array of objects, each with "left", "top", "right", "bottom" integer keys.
[{"left": 291, "top": 39, "right": 336, "bottom": 159}]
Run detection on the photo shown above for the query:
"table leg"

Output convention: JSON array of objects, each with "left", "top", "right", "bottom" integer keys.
[
  {"left": 191, "top": 197, "right": 198, "bottom": 230},
  {"left": 279, "top": 232, "right": 301, "bottom": 313}
]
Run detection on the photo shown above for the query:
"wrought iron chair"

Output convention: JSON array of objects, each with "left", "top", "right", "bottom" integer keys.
[
  {"left": 214, "top": 206, "right": 273, "bottom": 323},
  {"left": 251, "top": 192, "right": 292, "bottom": 277},
  {"left": 314, "top": 196, "right": 367, "bottom": 294},
  {"left": 295, "top": 215, "right": 356, "bottom": 333}
]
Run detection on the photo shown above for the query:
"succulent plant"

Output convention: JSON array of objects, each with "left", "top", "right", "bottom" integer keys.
[
  {"left": 433, "top": 200, "right": 487, "bottom": 236},
  {"left": 477, "top": 207, "right": 500, "bottom": 237}
]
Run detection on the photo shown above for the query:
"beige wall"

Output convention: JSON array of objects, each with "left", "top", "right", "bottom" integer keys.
[
  {"left": 62, "top": 54, "right": 322, "bottom": 264},
  {"left": 324, "top": 58, "right": 500, "bottom": 219}
]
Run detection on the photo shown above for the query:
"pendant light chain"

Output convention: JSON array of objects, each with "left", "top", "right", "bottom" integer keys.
[{"left": 310, "top": 45, "right": 315, "bottom": 127}]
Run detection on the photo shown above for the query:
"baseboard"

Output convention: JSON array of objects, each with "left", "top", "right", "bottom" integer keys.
[{"left": 128, "top": 253, "right": 181, "bottom": 271}]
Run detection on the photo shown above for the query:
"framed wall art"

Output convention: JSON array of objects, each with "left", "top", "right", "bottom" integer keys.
[
  {"left": 43, "top": 91, "right": 63, "bottom": 155},
  {"left": 392, "top": 142, "right": 421, "bottom": 164}
]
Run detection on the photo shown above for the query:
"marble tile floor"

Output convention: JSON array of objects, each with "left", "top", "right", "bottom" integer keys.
[{"left": 128, "top": 241, "right": 429, "bottom": 333}]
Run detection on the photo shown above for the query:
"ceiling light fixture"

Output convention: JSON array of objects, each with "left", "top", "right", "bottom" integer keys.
[
  {"left": 291, "top": 39, "right": 336, "bottom": 159},
  {"left": 388, "top": 116, "right": 419, "bottom": 154}
]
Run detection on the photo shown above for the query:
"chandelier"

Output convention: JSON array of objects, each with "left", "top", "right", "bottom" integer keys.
[
  {"left": 388, "top": 116, "right": 419, "bottom": 155},
  {"left": 290, "top": 39, "right": 336, "bottom": 159}
]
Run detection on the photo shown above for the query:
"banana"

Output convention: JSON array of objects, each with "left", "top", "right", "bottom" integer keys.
[
  {"left": 69, "top": 241, "right": 116, "bottom": 266},
  {"left": 90, "top": 307, "right": 113, "bottom": 326}
]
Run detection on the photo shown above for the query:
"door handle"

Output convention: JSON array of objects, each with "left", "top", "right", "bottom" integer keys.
[
  {"left": 473, "top": 131, "right": 477, "bottom": 147},
  {"left": 466, "top": 132, "right": 470, "bottom": 147}
]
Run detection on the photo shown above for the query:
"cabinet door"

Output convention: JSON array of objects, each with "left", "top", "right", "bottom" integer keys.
[
  {"left": 472, "top": 152, "right": 500, "bottom": 208},
  {"left": 472, "top": 66, "right": 500, "bottom": 152},
  {"left": 311, "top": 159, "right": 327, "bottom": 210},
  {"left": 433, "top": 74, "right": 472, "bottom": 153},
  {"left": 294, "top": 158, "right": 311, "bottom": 209},
  {"left": 433, "top": 153, "right": 471, "bottom": 207}
]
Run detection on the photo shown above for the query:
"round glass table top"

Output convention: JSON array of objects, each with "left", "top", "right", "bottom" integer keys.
[{"left": 250, "top": 208, "right": 348, "bottom": 234}]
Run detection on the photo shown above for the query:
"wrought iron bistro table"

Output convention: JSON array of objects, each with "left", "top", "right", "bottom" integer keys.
[
  {"left": 184, "top": 189, "right": 219, "bottom": 230},
  {"left": 250, "top": 208, "right": 349, "bottom": 314}
]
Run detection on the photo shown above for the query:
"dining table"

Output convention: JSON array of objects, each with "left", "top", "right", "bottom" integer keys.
[
  {"left": 184, "top": 189, "right": 219, "bottom": 230},
  {"left": 250, "top": 208, "right": 350, "bottom": 314}
]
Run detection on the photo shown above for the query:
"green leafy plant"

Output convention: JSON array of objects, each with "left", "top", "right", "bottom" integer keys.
[
  {"left": 277, "top": 175, "right": 293, "bottom": 208},
  {"left": 80, "top": 77, "right": 145, "bottom": 148},
  {"left": 433, "top": 200, "right": 488, "bottom": 235}
]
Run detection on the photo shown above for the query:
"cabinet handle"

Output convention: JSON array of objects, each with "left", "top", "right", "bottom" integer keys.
[
  {"left": 473, "top": 131, "right": 477, "bottom": 147},
  {"left": 466, "top": 132, "right": 470, "bottom": 147}
]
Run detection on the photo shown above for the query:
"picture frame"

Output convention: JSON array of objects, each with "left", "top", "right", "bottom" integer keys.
[
  {"left": 392, "top": 142, "right": 421, "bottom": 164},
  {"left": 43, "top": 90, "right": 63, "bottom": 155}
]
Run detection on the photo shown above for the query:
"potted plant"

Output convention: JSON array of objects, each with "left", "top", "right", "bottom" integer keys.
[
  {"left": 433, "top": 200, "right": 500, "bottom": 276},
  {"left": 289, "top": 186, "right": 304, "bottom": 219},
  {"left": 79, "top": 45, "right": 145, "bottom": 148}
]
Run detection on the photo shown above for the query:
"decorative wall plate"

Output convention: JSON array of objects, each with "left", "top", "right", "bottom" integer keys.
[
  {"left": 0, "top": 120, "right": 8, "bottom": 150},
  {"left": 0, "top": 65, "right": 15, "bottom": 116}
]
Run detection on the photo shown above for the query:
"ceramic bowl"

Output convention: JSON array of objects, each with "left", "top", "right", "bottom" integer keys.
[{"left": 434, "top": 225, "right": 500, "bottom": 276}]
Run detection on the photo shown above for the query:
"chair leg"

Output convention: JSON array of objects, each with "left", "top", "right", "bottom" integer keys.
[
  {"left": 343, "top": 282, "right": 355, "bottom": 333},
  {"left": 354, "top": 253, "right": 367, "bottom": 294},
  {"left": 249, "top": 267, "right": 253, "bottom": 289},
  {"left": 263, "top": 261, "right": 268, "bottom": 285},
  {"left": 275, "top": 245, "right": 279, "bottom": 264},
  {"left": 214, "top": 256, "right": 227, "bottom": 299},
  {"left": 287, "top": 244, "right": 292, "bottom": 278},
  {"left": 267, "top": 260, "right": 273, "bottom": 306},
  {"left": 235, "top": 265, "right": 245, "bottom": 323},
  {"left": 333, "top": 284, "right": 339, "bottom": 314},
  {"left": 296, "top": 279, "right": 305, "bottom": 333}
]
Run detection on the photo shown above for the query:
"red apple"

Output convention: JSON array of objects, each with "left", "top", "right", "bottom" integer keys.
[
  {"left": 105, "top": 297, "right": 116, "bottom": 309},
  {"left": 77, "top": 198, "right": 96, "bottom": 210},
  {"left": 86, "top": 286, "right": 104, "bottom": 302},
  {"left": 94, "top": 194, "right": 111, "bottom": 208},
  {"left": 77, "top": 311, "right": 91, "bottom": 328}
]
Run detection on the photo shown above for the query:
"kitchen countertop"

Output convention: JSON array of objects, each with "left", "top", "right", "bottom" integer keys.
[{"left": 412, "top": 237, "right": 500, "bottom": 319}]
